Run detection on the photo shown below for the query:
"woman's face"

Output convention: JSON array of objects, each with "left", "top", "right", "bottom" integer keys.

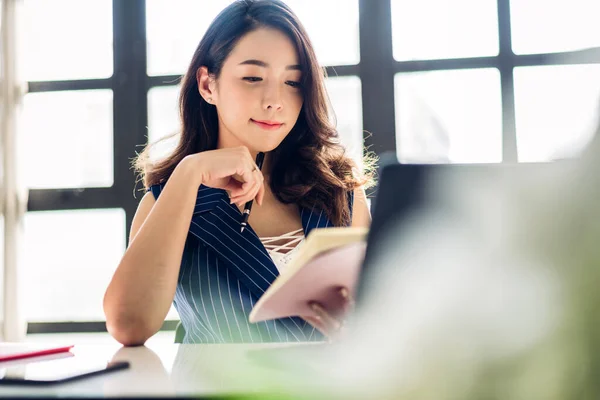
[{"left": 200, "top": 27, "right": 304, "bottom": 154}]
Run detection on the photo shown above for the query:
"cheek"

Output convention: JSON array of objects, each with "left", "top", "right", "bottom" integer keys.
[
  {"left": 218, "top": 86, "right": 253, "bottom": 122},
  {"left": 284, "top": 90, "right": 303, "bottom": 112},
  {"left": 287, "top": 93, "right": 304, "bottom": 121}
]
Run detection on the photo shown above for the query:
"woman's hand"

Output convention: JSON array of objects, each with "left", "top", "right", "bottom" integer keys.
[
  {"left": 183, "top": 146, "right": 265, "bottom": 206},
  {"left": 303, "top": 287, "right": 355, "bottom": 341}
]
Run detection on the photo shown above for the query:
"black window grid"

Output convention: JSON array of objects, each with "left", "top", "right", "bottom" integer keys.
[{"left": 24, "top": 0, "right": 600, "bottom": 333}]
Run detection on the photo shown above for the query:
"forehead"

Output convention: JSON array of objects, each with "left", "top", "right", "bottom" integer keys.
[{"left": 227, "top": 27, "right": 300, "bottom": 65}]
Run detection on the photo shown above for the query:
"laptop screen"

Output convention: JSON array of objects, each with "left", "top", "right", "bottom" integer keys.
[
  {"left": 355, "top": 155, "right": 565, "bottom": 306},
  {"left": 356, "top": 155, "right": 430, "bottom": 304}
]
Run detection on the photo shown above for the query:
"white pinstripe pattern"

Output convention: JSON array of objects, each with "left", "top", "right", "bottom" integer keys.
[
  {"left": 197, "top": 250, "right": 220, "bottom": 341},
  {"left": 248, "top": 292, "right": 265, "bottom": 342},
  {"left": 206, "top": 251, "right": 226, "bottom": 342},
  {"left": 226, "top": 268, "right": 244, "bottom": 342},
  {"left": 263, "top": 313, "right": 273, "bottom": 341},
  {"left": 176, "top": 263, "right": 207, "bottom": 342},
  {"left": 315, "top": 209, "right": 323, "bottom": 228},
  {"left": 191, "top": 246, "right": 220, "bottom": 342},
  {"left": 216, "top": 258, "right": 234, "bottom": 341},
  {"left": 217, "top": 204, "right": 269, "bottom": 256},
  {"left": 191, "top": 219, "right": 272, "bottom": 287},
  {"left": 176, "top": 245, "right": 207, "bottom": 343},
  {"left": 270, "top": 318, "right": 282, "bottom": 341},
  {"left": 175, "top": 288, "right": 204, "bottom": 343},
  {"left": 238, "top": 279, "right": 255, "bottom": 343},
  {"left": 213, "top": 207, "right": 276, "bottom": 268},
  {"left": 308, "top": 325, "right": 316, "bottom": 341},
  {"left": 193, "top": 200, "right": 221, "bottom": 211},
  {"left": 273, "top": 315, "right": 282, "bottom": 341},
  {"left": 283, "top": 316, "right": 304, "bottom": 341},
  {"left": 149, "top": 184, "right": 352, "bottom": 343},
  {"left": 184, "top": 247, "right": 214, "bottom": 342},
  {"left": 305, "top": 203, "right": 315, "bottom": 235}
]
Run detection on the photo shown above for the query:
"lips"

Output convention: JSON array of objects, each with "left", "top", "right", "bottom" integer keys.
[{"left": 251, "top": 119, "right": 283, "bottom": 130}]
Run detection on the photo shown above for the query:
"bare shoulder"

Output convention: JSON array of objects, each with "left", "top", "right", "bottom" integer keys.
[
  {"left": 129, "top": 191, "right": 157, "bottom": 245},
  {"left": 351, "top": 186, "right": 371, "bottom": 228}
]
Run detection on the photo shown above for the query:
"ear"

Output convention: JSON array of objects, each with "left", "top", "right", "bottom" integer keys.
[{"left": 196, "top": 66, "right": 217, "bottom": 105}]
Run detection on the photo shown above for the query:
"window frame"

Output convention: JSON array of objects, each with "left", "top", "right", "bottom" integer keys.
[{"left": 25, "top": 0, "right": 600, "bottom": 334}]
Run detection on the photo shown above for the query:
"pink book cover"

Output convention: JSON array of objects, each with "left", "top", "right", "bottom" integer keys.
[{"left": 249, "top": 237, "right": 367, "bottom": 323}]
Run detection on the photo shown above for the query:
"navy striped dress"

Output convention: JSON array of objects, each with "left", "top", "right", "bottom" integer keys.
[{"left": 149, "top": 183, "right": 354, "bottom": 344}]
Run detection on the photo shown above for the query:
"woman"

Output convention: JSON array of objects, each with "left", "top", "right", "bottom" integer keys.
[{"left": 104, "top": 0, "right": 374, "bottom": 345}]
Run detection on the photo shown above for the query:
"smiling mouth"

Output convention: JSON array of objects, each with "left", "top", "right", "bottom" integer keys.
[{"left": 251, "top": 119, "right": 283, "bottom": 130}]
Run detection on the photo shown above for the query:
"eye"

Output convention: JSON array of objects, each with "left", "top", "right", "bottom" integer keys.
[
  {"left": 286, "top": 81, "right": 302, "bottom": 89},
  {"left": 243, "top": 77, "right": 262, "bottom": 82}
]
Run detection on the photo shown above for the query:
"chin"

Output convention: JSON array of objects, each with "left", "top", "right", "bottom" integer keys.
[
  {"left": 245, "top": 136, "right": 286, "bottom": 153},
  {"left": 251, "top": 142, "right": 282, "bottom": 153}
]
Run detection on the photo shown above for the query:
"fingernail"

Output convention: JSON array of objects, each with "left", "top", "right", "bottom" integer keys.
[{"left": 339, "top": 287, "right": 349, "bottom": 299}]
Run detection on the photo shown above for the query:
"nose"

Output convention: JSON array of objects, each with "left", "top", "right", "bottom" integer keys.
[{"left": 262, "top": 82, "right": 283, "bottom": 111}]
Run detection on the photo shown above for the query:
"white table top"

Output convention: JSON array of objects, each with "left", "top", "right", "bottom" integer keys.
[{"left": 0, "top": 342, "right": 342, "bottom": 398}]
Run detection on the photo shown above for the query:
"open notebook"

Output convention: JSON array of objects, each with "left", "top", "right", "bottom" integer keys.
[{"left": 249, "top": 227, "right": 368, "bottom": 323}]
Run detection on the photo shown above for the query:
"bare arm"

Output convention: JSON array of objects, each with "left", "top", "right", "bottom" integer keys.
[
  {"left": 103, "top": 160, "right": 200, "bottom": 346},
  {"left": 103, "top": 147, "right": 264, "bottom": 346}
]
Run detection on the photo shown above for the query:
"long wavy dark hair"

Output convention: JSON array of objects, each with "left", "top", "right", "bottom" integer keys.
[{"left": 135, "top": 0, "right": 376, "bottom": 226}]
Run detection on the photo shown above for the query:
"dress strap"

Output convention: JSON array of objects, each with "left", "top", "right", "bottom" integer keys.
[
  {"left": 260, "top": 228, "right": 304, "bottom": 241},
  {"left": 260, "top": 228, "right": 304, "bottom": 254}
]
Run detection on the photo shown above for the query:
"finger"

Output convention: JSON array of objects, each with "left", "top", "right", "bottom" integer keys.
[
  {"left": 310, "top": 302, "right": 341, "bottom": 333},
  {"left": 223, "top": 179, "right": 245, "bottom": 197},
  {"left": 339, "top": 287, "right": 355, "bottom": 314},
  {"left": 242, "top": 170, "right": 262, "bottom": 204},
  {"left": 231, "top": 165, "right": 257, "bottom": 199},
  {"left": 254, "top": 170, "right": 265, "bottom": 206},
  {"left": 231, "top": 170, "right": 263, "bottom": 205},
  {"left": 230, "top": 179, "right": 260, "bottom": 206},
  {"left": 252, "top": 169, "right": 265, "bottom": 206},
  {"left": 303, "top": 316, "right": 329, "bottom": 337},
  {"left": 237, "top": 163, "right": 256, "bottom": 193},
  {"left": 228, "top": 182, "right": 250, "bottom": 199},
  {"left": 242, "top": 148, "right": 260, "bottom": 180},
  {"left": 257, "top": 182, "right": 265, "bottom": 206}
]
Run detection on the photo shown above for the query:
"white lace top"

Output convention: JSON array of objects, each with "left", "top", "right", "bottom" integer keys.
[{"left": 260, "top": 228, "right": 305, "bottom": 273}]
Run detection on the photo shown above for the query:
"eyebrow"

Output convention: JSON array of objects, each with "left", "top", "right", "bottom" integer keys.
[{"left": 238, "top": 59, "right": 302, "bottom": 71}]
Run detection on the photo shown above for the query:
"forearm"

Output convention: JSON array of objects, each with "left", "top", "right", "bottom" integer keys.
[{"left": 104, "top": 159, "right": 199, "bottom": 344}]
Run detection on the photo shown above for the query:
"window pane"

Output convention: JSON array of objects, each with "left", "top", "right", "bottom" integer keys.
[
  {"left": 24, "top": 0, "right": 113, "bottom": 81},
  {"left": 514, "top": 65, "right": 600, "bottom": 162},
  {"left": 0, "top": 216, "right": 3, "bottom": 324},
  {"left": 22, "top": 209, "right": 125, "bottom": 322},
  {"left": 395, "top": 69, "right": 502, "bottom": 163},
  {"left": 282, "top": 0, "right": 360, "bottom": 66},
  {"left": 146, "top": 0, "right": 234, "bottom": 76},
  {"left": 21, "top": 90, "right": 113, "bottom": 189},
  {"left": 325, "top": 76, "right": 363, "bottom": 165},
  {"left": 147, "top": 85, "right": 180, "bottom": 161},
  {"left": 510, "top": 0, "right": 600, "bottom": 55},
  {"left": 392, "top": 0, "right": 499, "bottom": 61},
  {"left": 146, "top": 0, "right": 358, "bottom": 76}
]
